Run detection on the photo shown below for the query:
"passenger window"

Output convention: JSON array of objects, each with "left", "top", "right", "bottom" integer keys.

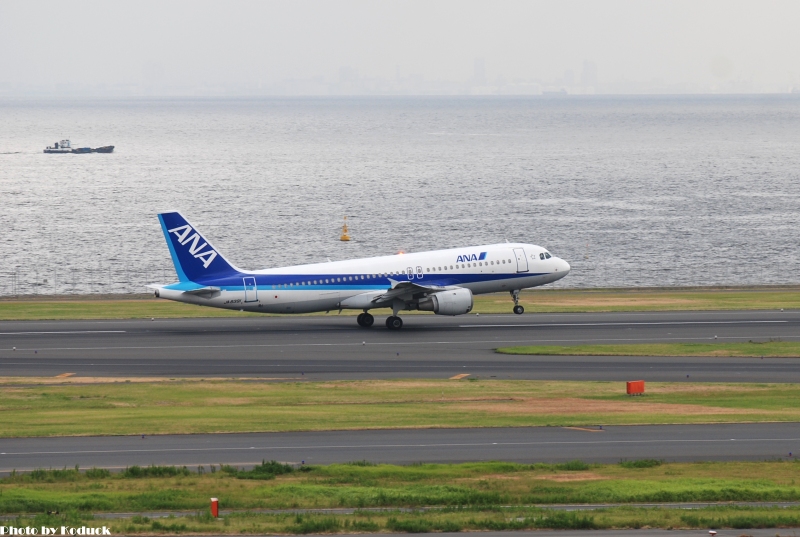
[
  {"left": 450, "top": 265, "right": 453, "bottom": 269},
  {"left": 426, "top": 268, "right": 429, "bottom": 272}
]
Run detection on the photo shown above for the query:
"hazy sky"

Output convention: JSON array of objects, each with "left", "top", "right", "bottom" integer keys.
[{"left": 1, "top": 0, "right": 798, "bottom": 93}]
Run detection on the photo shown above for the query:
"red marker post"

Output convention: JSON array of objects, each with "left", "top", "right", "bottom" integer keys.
[
  {"left": 626, "top": 380, "right": 645, "bottom": 396},
  {"left": 210, "top": 497, "right": 219, "bottom": 518}
]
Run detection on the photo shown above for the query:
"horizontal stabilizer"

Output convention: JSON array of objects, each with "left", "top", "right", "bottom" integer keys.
[{"left": 182, "top": 286, "right": 221, "bottom": 295}]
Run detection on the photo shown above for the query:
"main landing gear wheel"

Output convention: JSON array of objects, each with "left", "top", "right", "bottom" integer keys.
[
  {"left": 357, "top": 312, "right": 375, "bottom": 328},
  {"left": 385, "top": 316, "right": 403, "bottom": 330},
  {"left": 513, "top": 305, "right": 525, "bottom": 315}
]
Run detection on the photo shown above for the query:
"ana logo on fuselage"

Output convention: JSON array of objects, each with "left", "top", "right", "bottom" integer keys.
[
  {"left": 168, "top": 225, "right": 218, "bottom": 268},
  {"left": 456, "top": 252, "right": 487, "bottom": 263}
]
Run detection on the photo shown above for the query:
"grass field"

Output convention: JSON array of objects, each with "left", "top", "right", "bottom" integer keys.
[
  {"left": 2, "top": 379, "right": 800, "bottom": 437},
  {"left": 497, "top": 341, "right": 800, "bottom": 357},
  {"left": 11, "top": 505, "right": 800, "bottom": 534},
  {"left": 5, "top": 461, "right": 800, "bottom": 532},
  {"left": 0, "top": 286, "right": 798, "bottom": 320}
]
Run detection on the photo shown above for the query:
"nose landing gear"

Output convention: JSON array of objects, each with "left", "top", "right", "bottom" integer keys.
[
  {"left": 511, "top": 290, "right": 524, "bottom": 315},
  {"left": 357, "top": 312, "right": 375, "bottom": 327}
]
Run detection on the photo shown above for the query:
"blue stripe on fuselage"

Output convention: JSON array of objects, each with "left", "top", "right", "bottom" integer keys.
[{"left": 186, "top": 271, "right": 548, "bottom": 291}]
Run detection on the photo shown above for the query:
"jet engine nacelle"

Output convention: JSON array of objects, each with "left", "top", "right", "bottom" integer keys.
[{"left": 418, "top": 288, "right": 473, "bottom": 316}]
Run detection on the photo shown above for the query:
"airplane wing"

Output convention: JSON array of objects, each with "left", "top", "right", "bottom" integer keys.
[{"left": 370, "top": 279, "right": 451, "bottom": 304}]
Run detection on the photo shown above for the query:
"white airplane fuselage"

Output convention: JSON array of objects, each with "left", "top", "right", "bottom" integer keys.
[{"left": 152, "top": 212, "right": 570, "bottom": 327}]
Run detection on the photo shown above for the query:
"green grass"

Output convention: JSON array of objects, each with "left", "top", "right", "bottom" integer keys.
[
  {"left": 1, "top": 286, "right": 798, "bottom": 320},
  {"left": 498, "top": 341, "right": 800, "bottom": 357},
  {"left": 8, "top": 459, "right": 800, "bottom": 510},
  {"left": 2, "top": 379, "right": 800, "bottom": 437},
  {"left": 11, "top": 506, "right": 800, "bottom": 534}
]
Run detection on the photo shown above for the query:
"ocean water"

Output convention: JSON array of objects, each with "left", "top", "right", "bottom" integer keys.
[{"left": 1, "top": 95, "right": 799, "bottom": 295}]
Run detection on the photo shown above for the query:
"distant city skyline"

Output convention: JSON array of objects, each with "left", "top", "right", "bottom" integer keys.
[{"left": 1, "top": 0, "right": 798, "bottom": 97}]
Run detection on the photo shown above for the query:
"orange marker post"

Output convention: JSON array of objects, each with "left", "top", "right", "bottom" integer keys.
[{"left": 626, "top": 380, "right": 645, "bottom": 396}]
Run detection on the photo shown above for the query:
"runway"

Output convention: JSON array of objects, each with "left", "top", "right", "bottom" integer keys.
[
  {"left": 1, "top": 423, "right": 798, "bottom": 473},
  {"left": 0, "top": 310, "right": 798, "bottom": 381}
]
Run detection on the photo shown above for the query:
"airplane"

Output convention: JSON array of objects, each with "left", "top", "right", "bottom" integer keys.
[{"left": 150, "top": 211, "right": 570, "bottom": 329}]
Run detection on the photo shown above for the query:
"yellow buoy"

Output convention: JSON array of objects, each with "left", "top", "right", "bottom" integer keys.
[{"left": 340, "top": 216, "right": 351, "bottom": 241}]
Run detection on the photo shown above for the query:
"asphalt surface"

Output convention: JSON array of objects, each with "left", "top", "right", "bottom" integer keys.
[
  {"left": 2, "top": 423, "right": 799, "bottom": 473},
  {"left": 0, "top": 310, "right": 798, "bottom": 381},
  {"left": 2, "top": 311, "right": 799, "bottom": 472}
]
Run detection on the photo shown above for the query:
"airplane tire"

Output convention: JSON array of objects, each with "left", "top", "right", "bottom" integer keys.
[
  {"left": 513, "top": 305, "right": 524, "bottom": 315},
  {"left": 386, "top": 316, "right": 403, "bottom": 329},
  {"left": 358, "top": 313, "right": 374, "bottom": 328}
]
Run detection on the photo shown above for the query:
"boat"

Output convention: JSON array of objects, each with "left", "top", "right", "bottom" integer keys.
[
  {"left": 43, "top": 140, "right": 114, "bottom": 154},
  {"left": 43, "top": 140, "right": 74, "bottom": 154}
]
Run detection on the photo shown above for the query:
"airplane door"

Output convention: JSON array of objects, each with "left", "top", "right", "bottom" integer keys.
[
  {"left": 243, "top": 277, "right": 258, "bottom": 302},
  {"left": 513, "top": 248, "right": 529, "bottom": 273}
]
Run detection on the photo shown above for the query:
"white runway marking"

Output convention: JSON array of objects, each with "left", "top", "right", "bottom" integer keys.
[
  {"left": 0, "top": 331, "right": 126, "bottom": 335},
  {"left": 460, "top": 321, "right": 789, "bottom": 328},
  {"left": 2, "top": 436, "right": 799, "bottom": 457}
]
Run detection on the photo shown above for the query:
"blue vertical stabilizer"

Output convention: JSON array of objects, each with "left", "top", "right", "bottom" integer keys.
[{"left": 158, "top": 211, "right": 239, "bottom": 282}]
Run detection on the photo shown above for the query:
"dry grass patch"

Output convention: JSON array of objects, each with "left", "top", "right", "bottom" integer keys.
[
  {"left": 646, "top": 384, "right": 751, "bottom": 395},
  {"left": 534, "top": 472, "right": 607, "bottom": 482},
  {"left": 206, "top": 397, "right": 259, "bottom": 405},
  {"left": 459, "top": 397, "right": 762, "bottom": 416}
]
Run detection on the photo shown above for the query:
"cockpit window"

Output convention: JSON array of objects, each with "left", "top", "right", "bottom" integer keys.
[
  {"left": 545, "top": 252, "right": 552, "bottom": 259},
  {"left": 539, "top": 253, "right": 545, "bottom": 260}
]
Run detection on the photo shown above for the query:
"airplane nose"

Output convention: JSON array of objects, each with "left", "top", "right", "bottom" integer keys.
[{"left": 558, "top": 258, "right": 570, "bottom": 276}]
